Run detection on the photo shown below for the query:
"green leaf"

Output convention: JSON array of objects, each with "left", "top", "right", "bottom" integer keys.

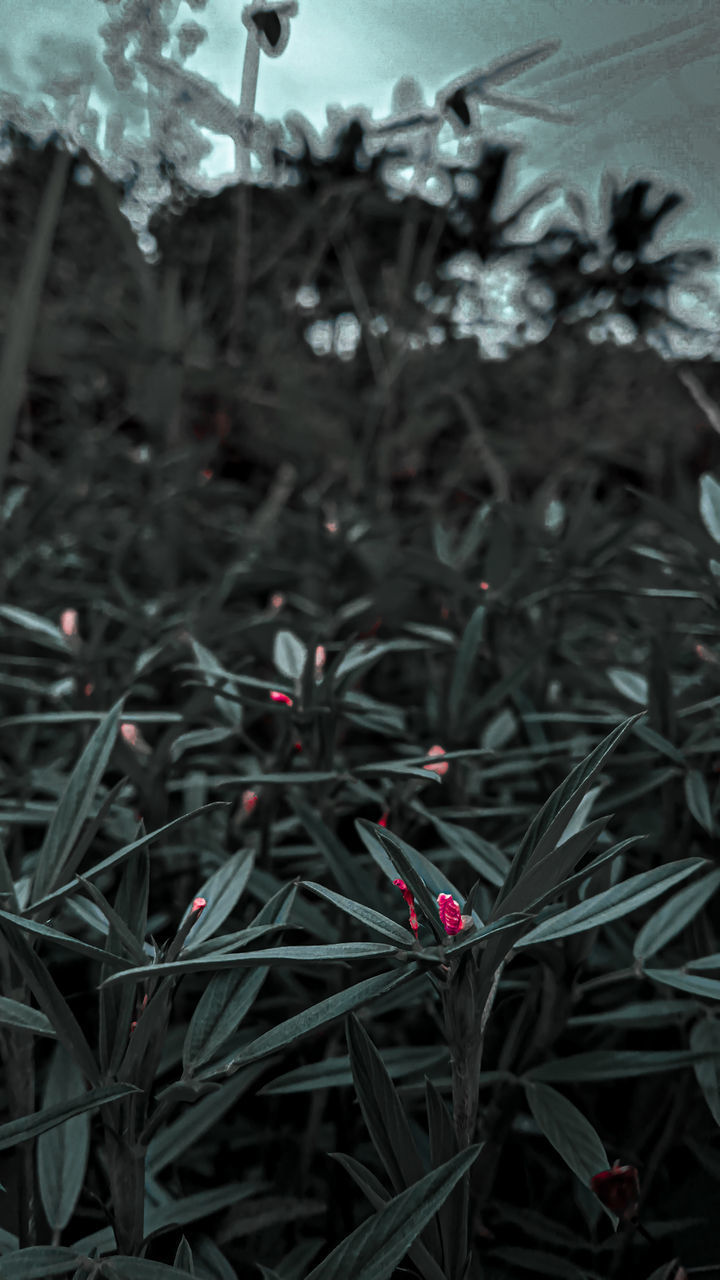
[
  {"left": 173, "top": 1236, "right": 195, "bottom": 1273},
  {"left": 289, "top": 792, "right": 368, "bottom": 905},
  {"left": 346, "top": 1013, "right": 428, "bottom": 1196},
  {"left": 448, "top": 604, "right": 485, "bottom": 734},
  {"left": 0, "top": 606, "right": 73, "bottom": 656},
  {"left": 101, "top": 942, "right": 399, "bottom": 988},
  {"left": 30, "top": 803, "right": 230, "bottom": 916},
  {"left": 301, "top": 881, "right": 413, "bottom": 946},
  {"left": 524, "top": 1082, "right": 611, "bottom": 1216},
  {"left": 525, "top": 1047, "right": 720, "bottom": 1082},
  {"left": 0, "top": 1246, "right": 82, "bottom": 1278},
  {"left": 514, "top": 858, "right": 706, "bottom": 948},
  {"left": 690, "top": 1018, "right": 720, "bottom": 1125},
  {"left": 644, "top": 969, "right": 720, "bottom": 1000},
  {"left": 148, "top": 1065, "right": 267, "bottom": 1173},
  {"left": 607, "top": 669, "right": 648, "bottom": 705},
  {"left": 259, "top": 1046, "right": 447, "bottom": 1095},
  {"left": 31, "top": 695, "right": 126, "bottom": 903},
  {"left": 183, "top": 886, "right": 297, "bottom": 1073},
  {"left": 303, "top": 1145, "right": 482, "bottom": 1280},
  {"left": 329, "top": 1153, "right": 448, "bottom": 1280},
  {"left": 0, "top": 916, "right": 101, "bottom": 1083},
  {"left": 700, "top": 472, "right": 720, "bottom": 544},
  {"left": 189, "top": 637, "right": 243, "bottom": 729},
  {"left": 0, "top": 1082, "right": 138, "bottom": 1153},
  {"left": 37, "top": 1046, "right": 90, "bottom": 1230},
  {"left": 274, "top": 629, "right": 307, "bottom": 680},
  {"left": 180, "top": 848, "right": 255, "bottom": 952},
  {"left": 102, "top": 1261, "right": 198, "bottom": 1279},
  {"left": 684, "top": 769, "right": 715, "bottom": 834},
  {"left": 0, "top": 906, "right": 129, "bottom": 969},
  {"left": 495, "top": 816, "right": 611, "bottom": 920},
  {"left": 0, "top": 996, "right": 56, "bottom": 1037},
  {"left": 169, "top": 727, "right": 236, "bottom": 764},
  {"left": 493, "top": 713, "right": 644, "bottom": 916},
  {"left": 425, "top": 1078, "right": 467, "bottom": 1280},
  {"left": 634, "top": 868, "right": 720, "bottom": 962},
  {"left": 198, "top": 966, "right": 419, "bottom": 1081},
  {"left": 74, "top": 875, "right": 149, "bottom": 967}
]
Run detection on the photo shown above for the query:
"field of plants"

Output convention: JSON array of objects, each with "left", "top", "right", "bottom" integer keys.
[{"left": 1, "top": 125, "right": 720, "bottom": 1280}]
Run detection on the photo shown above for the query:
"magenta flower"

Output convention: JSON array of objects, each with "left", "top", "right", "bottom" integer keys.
[
  {"left": 270, "top": 690, "right": 293, "bottom": 706},
  {"left": 438, "top": 893, "right": 465, "bottom": 935}
]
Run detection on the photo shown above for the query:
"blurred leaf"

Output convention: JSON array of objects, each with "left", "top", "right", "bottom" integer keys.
[
  {"left": 607, "top": 669, "right": 648, "bottom": 705},
  {"left": 425, "top": 1078, "right": 467, "bottom": 1280},
  {"left": 0, "top": 905, "right": 129, "bottom": 969},
  {"left": 690, "top": 1017, "right": 720, "bottom": 1125},
  {"left": 448, "top": 604, "right": 485, "bottom": 734},
  {"left": 0, "top": 1246, "right": 83, "bottom": 1278},
  {"left": 0, "top": 1082, "right": 138, "bottom": 1153},
  {"left": 148, "top": 1064, "right": 267, "bottom": 1173},
  {"left": 198, "top": 966, "right": 419, "bottom": 1080},
  {"left": 0, "top": 606, "right": 73, "bottom": 655},
  {"left": 699, "top": 473, "right": 720, "bottom": 544},
  {"left": 514, "top": 857, "right": 706, "bottom": 947},
  {"left": 188, "top": 637, "right": 243, "bottom": 729},
  {"left": 273, "top": 629, "right": 307, "bottom": 680},
  {"left": 487, "top": 1247, "right": 588, "bottom": 1279},
  {"left": 31, "top": 695, "right": 126, "bottom": 903},
  {"left": 173, "top": 1236, "right": 195, "bottom": 1273},
  {"left": 102, "top": 1261, "right": 198, "bottom": 1279},
  {"left": 524, "top": 1082, "right": 612, "bottom": 1218},
  {"left": 634, "top": 868, "right": 720, "bottom": 962},
  {"left": 288, "top": 792, "right": 368, "bottom": 904},
  {"left": 260, "top": 1045, "right": 447, "bottom": 1095},
  {"left": 684, "top": 769, "right": 715, "bottom": 834},
  {"left": 525, "top": 1047, "right": 720, "bottom": 1082},
  {"left": 37, "top": 1046, "right": 90, "bottom": 1230},
  {"left": 304, "top": 1145, "right": 482, "bottom": 1280},
  {"left": 169, "top": 727, "right": 237, "bottom": 764}
]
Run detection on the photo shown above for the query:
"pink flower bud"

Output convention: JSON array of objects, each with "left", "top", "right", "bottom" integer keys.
[
  {"left": 314, "top": 644, "right": 326, "bottom": 673},
  {"left": 324, "top": 520, "right": 338, "bottom": 534},
  {"left": 393, "top": 878, "right": 419, "bottom": 938},
  {"left": 242, "top": 789, "right": 258, "bottom": 814},
  {"left": 270, "top": 690, "right": 293, "bottom": 706},
  {"left": 84, "top": 682, "right": 94, "bottom": 696},
  {"left": 438, "top": 893, "right": 464, "bottom": 935},
  {"left": 480, "top": 581, "right": 489, "bottom": 591},
  {"left": 270, "top": 593, "right": 284, "bottom": 611},
  {"left": 378, "top": 810, "right": 389, "bottom": 828},
  {"left": 60, "top": 609, "right": 79, "bottom": 637},
  {"left": 191, "top": 897, "right": 207, "bottom": 913},
  {"left": 423, "top": 745, "right": 449, "bottom": 777},
  {"left": 293, "top": 739, "right": 303, "bottom": 752},
  {"left": 120, "top": 722, "right": 138, "bottom": 745}
]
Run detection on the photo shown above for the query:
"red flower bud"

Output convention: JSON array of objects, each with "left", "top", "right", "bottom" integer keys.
[
  {"left": 590, "top": 1160, "right": 640, "bottom": 1221},
  {"left": 270, "top": 690, "right": 293, "bottom": 705},
  {"left": 393, "top": 878, "right": 419, "bottom": 938},
  {"left": 437, "top": 893, "right": 464, "bottom": 935}
]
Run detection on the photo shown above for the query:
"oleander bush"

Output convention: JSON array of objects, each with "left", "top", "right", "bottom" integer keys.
[{"left": 1, "top": 128, "right": 720, "bottom": 1280}]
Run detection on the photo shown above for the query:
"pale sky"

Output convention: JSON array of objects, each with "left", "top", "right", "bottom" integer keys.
[{"left": 3, "top": 0, "right": 720, "bottom": 354}]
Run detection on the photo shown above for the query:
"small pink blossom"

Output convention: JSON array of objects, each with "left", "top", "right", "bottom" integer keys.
[
  {"left": 438, "top": 893, "right": 464, "bottom": 935},
  {"left": 293, "top": 739, "right": 303, "bottom": 752},
  {"left": 270, "top": 690, "right": 293, "bottom": 706},
  {"left": 120, "top": 722, "right": 138, "bottom": 745},
  {"left": 60, "top": 609, "right": 79, "bottom": 637},
  {"left": 314, "top": 644, "right": 326, "bottom": 674},
  {"left": 191, "top": 897, "right": 207, "bottom": 913},
  {"left": 84, "top": 682, "right": 94, "bottom": 696},
  {"left": 479, "top": 581, "right": 489, "bottom": 591},
  {"left": 130, "top": 993, "right": 148, "bottom": 1034},
  {"left": 423, "top": 745, "right": 449, "bottom": 777},
  {"left": 324, "top": 520, "right": 338, "bottom": 534},
  {"left": 242, "top": 789, "right": 258, "bottom": 814},
  {"left": 378, "top": 810, "right": 389, "bottom": 828},
  {"left": 270, "top": 593, "right": 284, "bottom": 611},
  {"left": 393, "top": 878, "right": 419, "bottom": 938}
]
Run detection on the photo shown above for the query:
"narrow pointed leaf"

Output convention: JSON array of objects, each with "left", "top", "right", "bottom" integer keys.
[
  {"left": 0, "top": 1082, "right": 138, "bottom": 1153},
  {"left": 690, "top": 1018, "right": 720, "bottom": 1125},
  {"left": 524, "top": 1082, "right": 612, "bottom": 1215},
  {"left": 301, "top": 881, "right": 413, "bottom": 945},
  {"left": 514, "top": 858, "right": 706, "bottom": 948},
  {"left": 525, "top": 1047, "right": 720, "bottom": 1082},
  {"left": 178, "top": 848, "right": 255, "bottom": 951},
  {"left": 31, "top": 695, "right": 126, "bottom": 903},
  {"left": 37, "top": 1047, "right": 91, "bottom": 1229},
  {"left": 102, "top": 942, "right": 399, "bottom": 988},
  {"left": 304, "top": 1144, "right": 482, "bottom": 1280},
  {"left": 644, "top": 969, "right": 720, "bottom": 999},
  {"left": 0, "top": 996, "right": 56, "bottom": 1037},
  {"left": 634, "top": 868, "right": 720, "bottom": 962},
  {"left": 0, "top": 1246, "right": 83, "bottom": 1278},
  {"left": 0, "top": 906, "right": 129, "bottom": 969},
  {"left": 198, "top": 966, "right": 419, "bottom": 1080}
]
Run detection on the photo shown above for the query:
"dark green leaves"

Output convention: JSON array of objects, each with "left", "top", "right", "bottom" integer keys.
[
  {"left": 37, "top": 1047, "right": 91, "bottom": 1230},
  {"left": 0, "top": 1082, "right": 138, "bottom": 1153}
]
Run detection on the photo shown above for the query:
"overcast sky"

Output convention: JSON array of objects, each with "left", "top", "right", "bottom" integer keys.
[{"left": 4, "top": 0, "right": 720, "bottom": 353}]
